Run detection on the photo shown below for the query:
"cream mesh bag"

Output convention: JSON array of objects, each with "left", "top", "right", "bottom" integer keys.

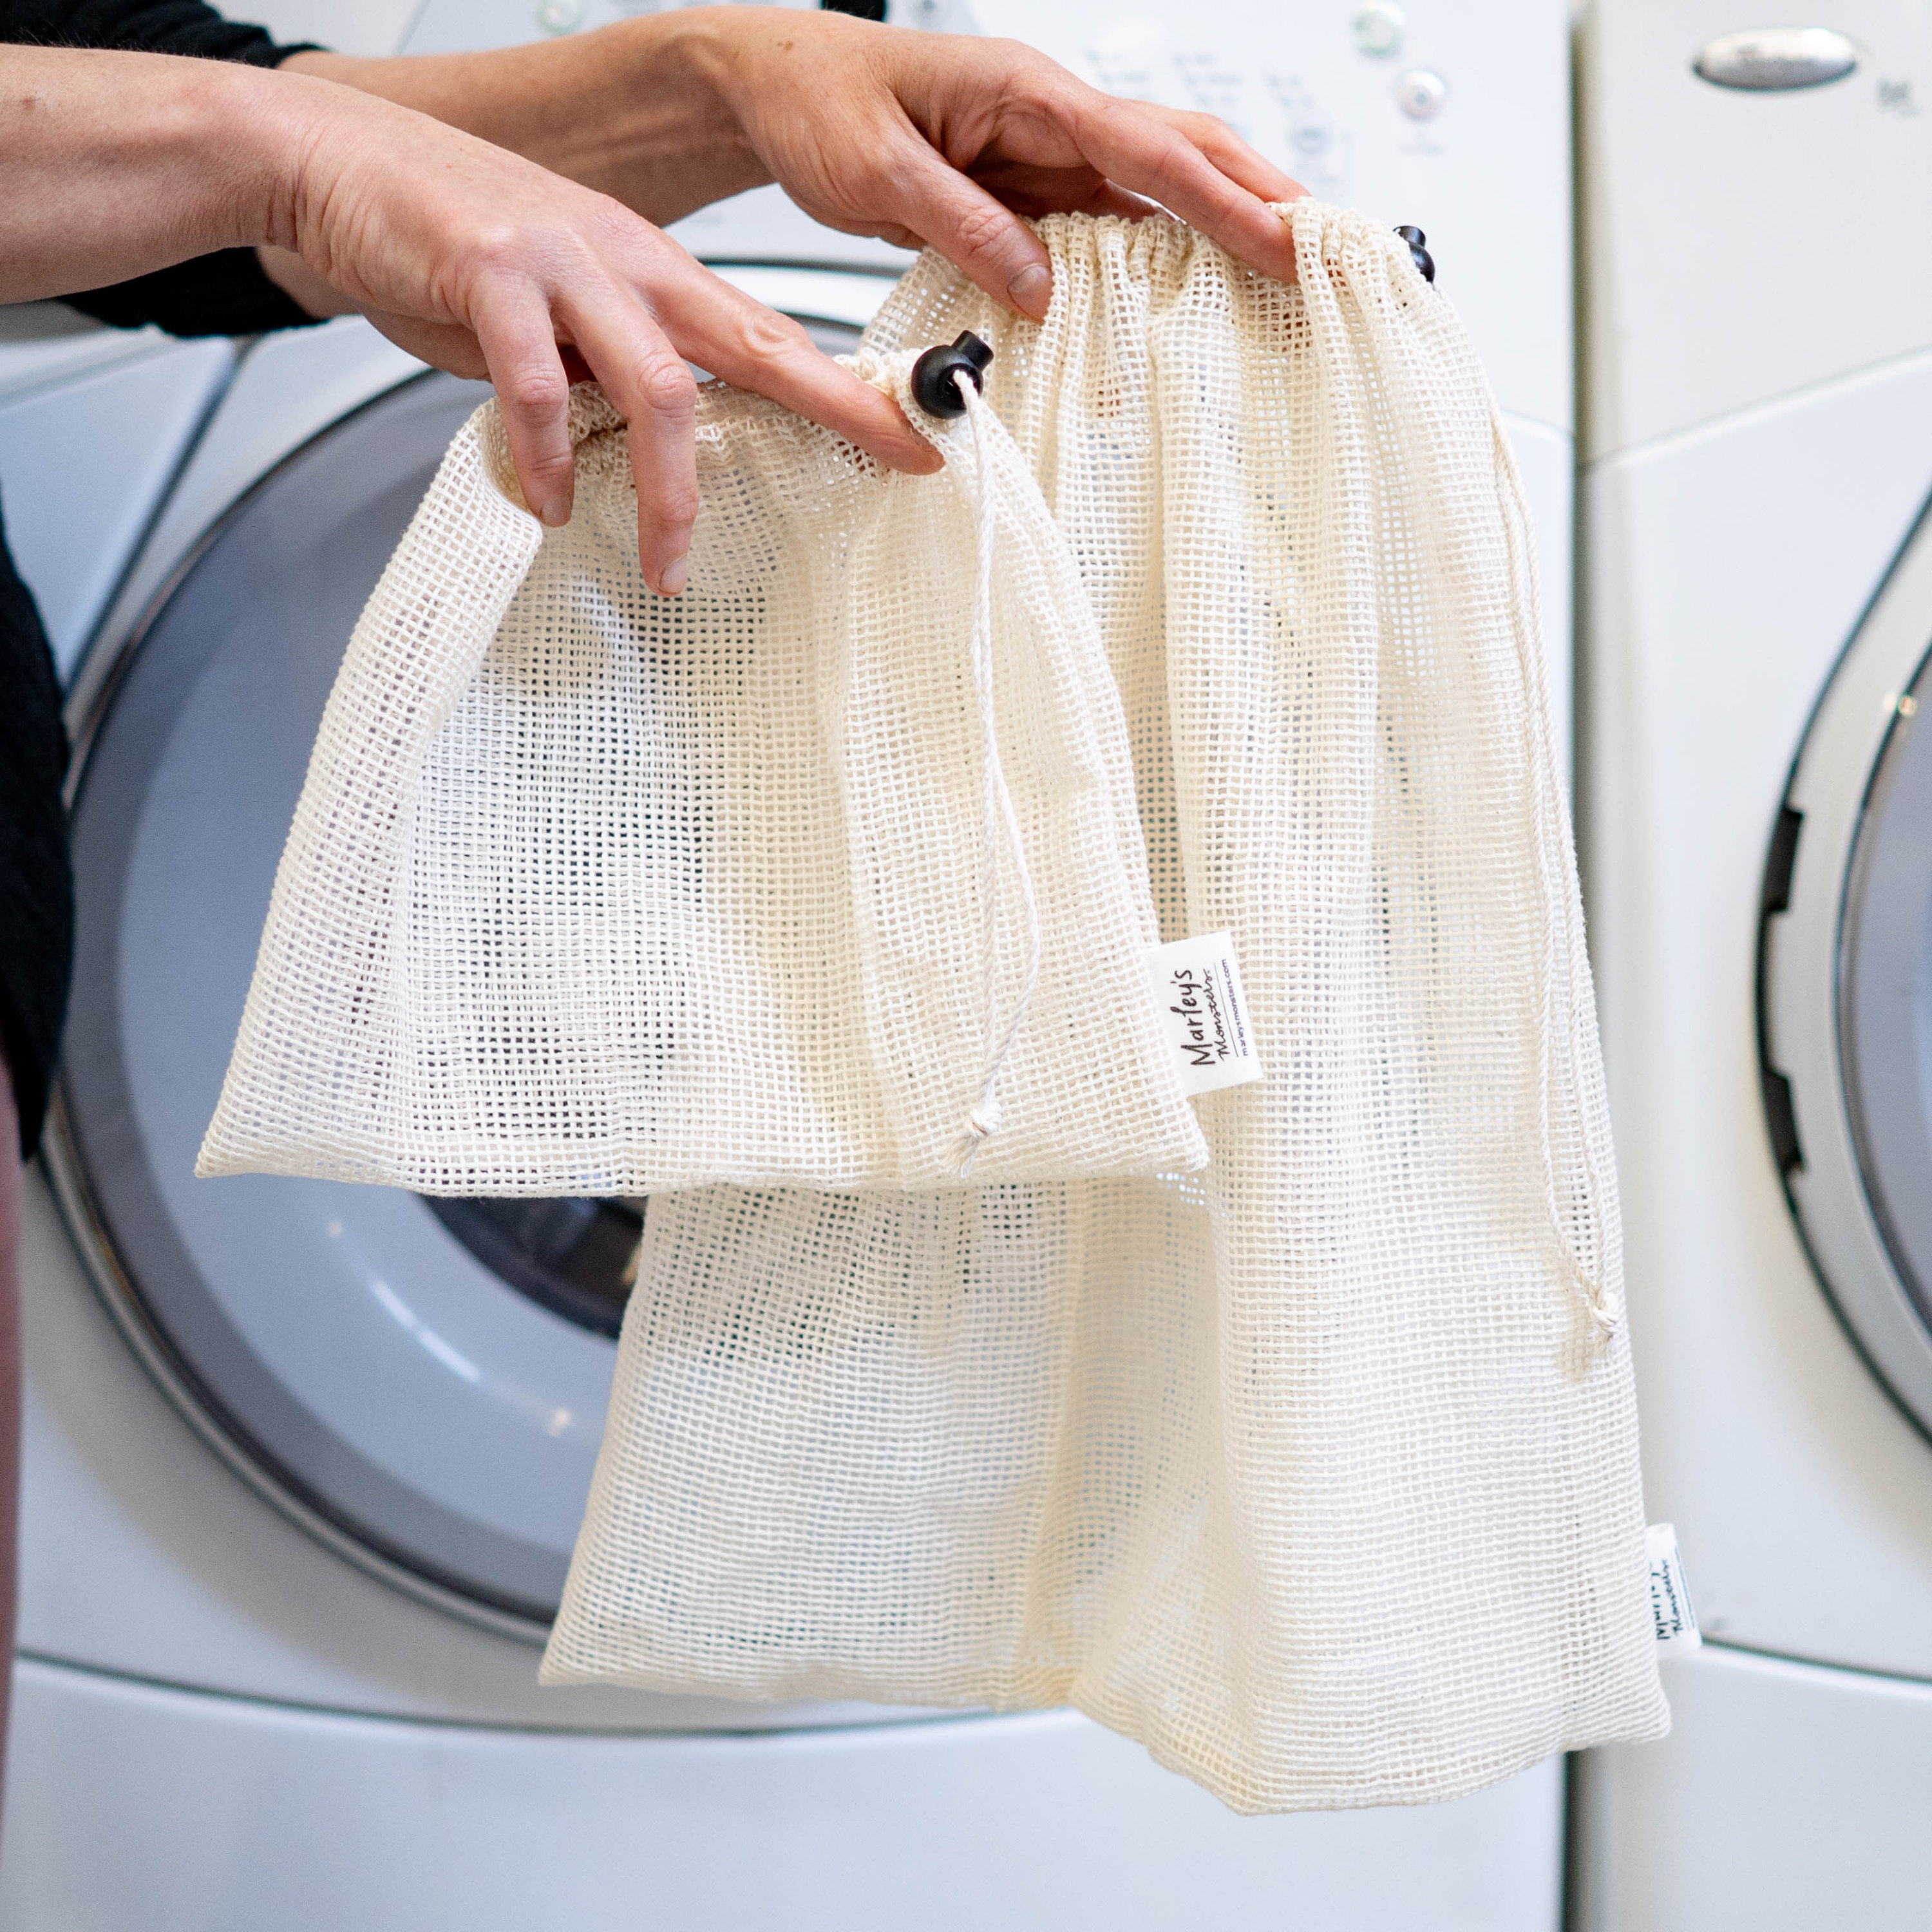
[
  {"left": 197, "top": 353, "right": 1208, "bottom": 1192},
  {"left": 544, "top": 203, "right": 1669, "bottom": 1812}
]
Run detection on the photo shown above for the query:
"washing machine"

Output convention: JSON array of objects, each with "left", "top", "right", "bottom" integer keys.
[
  {"left": 1572, "top": 4, "right": 1932, "bottom": 1926},
  {"left": 0, "top": 3, "right": 1579, "bottom": 1925}
]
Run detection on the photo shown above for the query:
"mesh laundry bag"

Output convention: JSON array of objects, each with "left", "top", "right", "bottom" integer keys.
[
  {"left": 543, "top": 202, "right": 1669, "bottom": 1812},
  {"left": 197, "top": 356, "right": 1207, "bottom": 1193}
]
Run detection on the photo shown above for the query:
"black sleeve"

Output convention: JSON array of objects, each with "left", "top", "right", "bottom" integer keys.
[
  {"left": 1, "top": 0, "right": 312, "bottom": 61},
  {"left": 3, "top": 1, "right": 329, "bottom": 338},
  {"left": 0, "top": 507, "right": 73, "bottom": 1160}
]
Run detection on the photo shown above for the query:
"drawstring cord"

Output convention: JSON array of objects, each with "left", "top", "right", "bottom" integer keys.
[
  {"left": 947, "top": 372, "right": 1043, "bottom": 1177},
  {"left": 1493, "top": 421, "right": 1621, "bottom": 1344}
]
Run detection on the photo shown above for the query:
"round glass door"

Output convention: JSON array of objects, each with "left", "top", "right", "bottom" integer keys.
[
  {"left": 1761, "top": 504, "right": 1932, "bottom": 1439},
  {"left": 51, "top": 316, "right": 866, "bottom": 1633}
]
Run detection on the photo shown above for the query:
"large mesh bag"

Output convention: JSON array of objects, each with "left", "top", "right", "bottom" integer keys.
[
  {"left": 543, "top": 202, "right": 1669, "bottom": 1812},
  {"left": 197, "top": 354, "right": 1208, "bottom": 1193}
]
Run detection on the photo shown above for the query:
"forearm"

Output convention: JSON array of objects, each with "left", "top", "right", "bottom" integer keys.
[
  {"left": 280, "top": 12, "right": 768, "bottom": 230},
  {"left": 3, "top": 21, "right": 936, "bottom": 580},
  {"left": 0, "top": 46, "right": 308, "bottom": 303}
]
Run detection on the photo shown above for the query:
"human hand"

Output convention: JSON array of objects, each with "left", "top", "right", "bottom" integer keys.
[
  {"left": 278, "top": 71, "right": 937, "bottom": 594},
  {"left": 287, "top": 10, "right": 1305, "bottom": 328},
  {"left": 688, "top": 11, "right": 1308, "bottom": 320}
]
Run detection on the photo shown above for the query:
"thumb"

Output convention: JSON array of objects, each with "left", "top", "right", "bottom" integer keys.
[{"left": 878, "top": 141, "right": 1055, "bottom": 322}]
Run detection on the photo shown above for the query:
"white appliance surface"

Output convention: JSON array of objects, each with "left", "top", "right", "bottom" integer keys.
[
  {"left": 0, "top": 318, "right": 232, "bottom": 677},
  {"left": 6, "top": 1663, "right": 1562, "bottom": 1932},
  {"left": 1575, "top": 2, "right": 1932, "bottom": 1924},
  {"left": 1577, "top": 1647, "right": 1932, "bottom": 1931},
  {"left": 1579, "top": 0, "right": 1932, "bottom": 462},
  {"left": 3, "top": 5, "right": 1578, "bottom": 1926}
]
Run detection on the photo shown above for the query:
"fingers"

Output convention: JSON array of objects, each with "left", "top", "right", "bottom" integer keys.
[
  {"left": 663, "top": 272, "right": 940, "bottom": 476},
  {"left": 624, "top": 355, "right": 697, "bottom": 597},
  {"left": 1141, "top": 105, "right": 1306, "bottom": 207},
  {"left": 1057, "top": 90, "right": 1305, "bottom": 282},
  {"left": 472, "top": 286, "right": 578, "bottom": 528},
  {"left": 480, "top": 243, "right": 945, "bottom": 594},
  {"left": 875, "top": 137, "right": 1059, "bottom": 321},
  {"left": 963, "top": 160, "right": 1156, "bottom": 224},
  {"left": 562, "top": 288, "right": 699, "bottom": 596}
]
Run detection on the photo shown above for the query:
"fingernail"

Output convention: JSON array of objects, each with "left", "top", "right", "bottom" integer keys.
[
  {"left": 659, "top": 554, "right": 688, "bottom": 596},
  {"left": 539, "top": 497, "right": 571, "bottom": 528},
  {"left": 1008, "top": 263, "right": 1051, "bottom": 320}
]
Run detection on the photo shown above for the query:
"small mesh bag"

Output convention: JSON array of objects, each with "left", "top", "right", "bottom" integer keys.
[
  {"left": 542, "top": 203, "right": 1669, "bottom": 1812},
  {"left": 197, "top": 354, "right": 1208, "bottom": 1192}
]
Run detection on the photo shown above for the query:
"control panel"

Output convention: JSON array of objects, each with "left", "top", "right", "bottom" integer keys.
[{"left": 371, "top": 0, "right": 1572, "bottom": 431}]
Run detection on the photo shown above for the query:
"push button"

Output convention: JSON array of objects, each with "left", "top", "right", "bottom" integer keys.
[
  {"left": 1397, "top": 68, "right": 1448, "bottom": 120},
  {"left": 1352, "top": 5, "right": 1406, "bottom": 57}
]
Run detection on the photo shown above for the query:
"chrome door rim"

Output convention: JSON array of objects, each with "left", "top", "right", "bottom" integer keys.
[{"left": 1761, "top": 490, "right": 1932, "bottom": 1441}]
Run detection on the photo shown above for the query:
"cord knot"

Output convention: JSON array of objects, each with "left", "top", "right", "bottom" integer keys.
[{"left": 948, "top": 1095, "right": 1004, "bottom": 1179}]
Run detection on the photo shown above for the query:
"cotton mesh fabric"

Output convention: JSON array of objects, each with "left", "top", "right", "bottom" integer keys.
[
  {"left": 542, "top": 203, "right": 1668, "bottom": 1812},
  {"left": 198, "top": 358, "right": 1206, "bottom": 1192}
]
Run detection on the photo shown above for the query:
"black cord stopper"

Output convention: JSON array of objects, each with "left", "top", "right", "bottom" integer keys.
[
  {"left": 911, "top": 332, "right": 995, "bottom": 418},
  {"left": 1395, "top": 226, "right": 1436, "bottom": 283}
]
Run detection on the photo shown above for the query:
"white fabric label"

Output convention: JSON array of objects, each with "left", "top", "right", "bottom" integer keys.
[
  {"left": 1142, "top": 933, "right": 1264, "bottom": 1096},
  {"left": 1646, "top": 1523, "right": 1701, "bottom": 1654}
]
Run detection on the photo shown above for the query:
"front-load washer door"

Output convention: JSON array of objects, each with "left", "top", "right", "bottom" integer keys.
[
  {"left": 1761, "top": 493, "right": 1932, "bottom": 1440},
  {"left": 51, "top": 326, "right": 862, "bottom": 1636}
]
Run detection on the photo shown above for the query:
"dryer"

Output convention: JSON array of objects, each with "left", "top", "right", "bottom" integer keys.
[
  {"left": 1574, "top": 4, "right": 1932, "bottom": 1926},
  {"left": 1, "top": 5, "right": 1579, "bottom": 1925}
]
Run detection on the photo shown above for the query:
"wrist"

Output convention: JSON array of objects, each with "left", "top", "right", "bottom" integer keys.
[
  {"left": 285, "top": 14, "right": 772, "bottom": 227},
  {"left": 555, "top": 11, "right": 771, "bottom": 219},
  {"left": 87, "top": 55, "right": 302, "bottom": 254},
  {"left": 232, "top": 68, "right": 336, "bottom": 255}
]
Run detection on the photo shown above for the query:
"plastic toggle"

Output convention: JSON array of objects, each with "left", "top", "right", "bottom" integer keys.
[{"left": 911, "top": 332, "right": 995, "bottom": 417}]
